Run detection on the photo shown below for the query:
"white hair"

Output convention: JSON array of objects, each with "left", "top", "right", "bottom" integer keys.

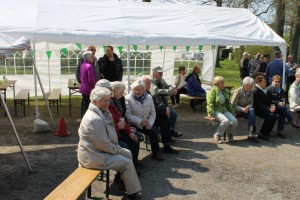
[
  {"left": 112, "top": 81, "right": 126, "bottom": 98},
  {"left": 90, "top": 87, "right": 111, "bottom": 103},
  {"left": 95, "top": 79, "right": 111, "bottom": 89},
  {"left": 131, "top": 79, "right": 145, "bottom": 91},
  {"left": 242, "top": 76, "right": 255, "bottom": 86},
  {"left": 83, "top": 51, "right": 94, "bottom": 61}
]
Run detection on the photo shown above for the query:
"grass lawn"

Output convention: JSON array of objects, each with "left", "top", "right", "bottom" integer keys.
[{"left": 215, "top": 59, "right": 240, "bottom": 90}]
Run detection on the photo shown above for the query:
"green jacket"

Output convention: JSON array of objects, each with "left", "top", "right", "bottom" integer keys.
[{"left": 206, "top": 86, "right": 235, "bottom": 117}]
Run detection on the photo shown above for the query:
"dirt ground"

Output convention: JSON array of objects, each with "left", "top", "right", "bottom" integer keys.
[{"left": 0, "top": 100, "right": 300, "bottom": 200}]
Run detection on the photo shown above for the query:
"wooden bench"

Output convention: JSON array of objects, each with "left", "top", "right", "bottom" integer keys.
[
  {"left": 48, "top": 89, "right": 61, "bottom": 115},
  {"left": 185, "top": 95, "right": 206, "bottom": 112},
  {"left": 44, "top": 167, "right": 110, "bottom": 200},
  {"left": 14, "top": 89, "right": 30, "bottom": 117}
]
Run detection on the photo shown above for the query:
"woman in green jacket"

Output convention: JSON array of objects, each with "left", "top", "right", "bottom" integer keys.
[{"left": 206, "top": 76, "right": 237, "bottom": 143}]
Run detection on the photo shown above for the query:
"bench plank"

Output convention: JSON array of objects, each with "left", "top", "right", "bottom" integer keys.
[
  {"left": 15, "top": 89, "right": 30, "bottom": 100},
  {"left": 48, "top": 89, "right": 61, "bottom": 100},
  {"left": 44, "top": 167, "right": 100, "bottom": 200}
]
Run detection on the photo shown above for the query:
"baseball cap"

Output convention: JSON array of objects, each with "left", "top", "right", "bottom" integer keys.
[{"left": 152, "top": 66, "right": 163, "bottom": 72}]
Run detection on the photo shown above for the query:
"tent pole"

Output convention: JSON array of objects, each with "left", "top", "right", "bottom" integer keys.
[
  {"left": 212, "top": 45, "right": 216, "bottom": 82},
  {"left": 127, "top": 45, "right": 130, "bottom": 94},
  {"left": 33, "top": 42, "right": 39, "bottom": 118},
  {"left": 162, "top": 46, "right": 166, "bottom": 68},
  {"left": 0, "top": 92, "right": 32, "bottom": 172},
  {"left": 47, "top": 42, "right": 51, "bottom": 92},
  {"left": 29, "top": 49, "right": 55, "bottom": 130}
]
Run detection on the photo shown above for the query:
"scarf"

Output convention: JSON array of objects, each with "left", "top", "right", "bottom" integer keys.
[
  {"left": 134, "top": 91, "right": 147, "bottom": 104},
  {"left": 296, "top": 83, "right": 300, "bottom": 91},
  {"left": 255, "top": 84, "right": 268, "bottom": 94}
]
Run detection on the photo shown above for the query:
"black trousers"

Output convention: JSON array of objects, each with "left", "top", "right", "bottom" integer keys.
[
  {"left": 135, "top": 125, "right": 160, "bottom": 154},
  {"left": 171, "top": 87, "right": 187, "bottom": 104},
  {"left": 256, "top": 111, "right": 278, "bottom": 136},
  {"left": 154, "top": 114, "right": 172, "bottom": 144}
]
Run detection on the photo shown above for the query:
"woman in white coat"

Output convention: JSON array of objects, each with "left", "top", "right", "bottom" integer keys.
[
  {"left": 289, "top": 71, "right": 300, "bottom": 112},
  {"left": 125, "top": 80, "right": 164, "bottom": 161},
  {"left": 77, "top": 87, "right": 141, "bottom": 200}
]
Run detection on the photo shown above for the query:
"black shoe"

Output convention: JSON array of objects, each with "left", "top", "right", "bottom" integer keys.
[
  {"left": 152, "top": 152, "right": 164, "bottom": 161},
  {"left": 248, "top": 136, "right": 259, "bottom": 143},
  {"left": 117, "top": 180, "right": 126, "bottom": 192},
  {"left": 257, "top": 133, "right": 269, "bottom": 141},
  {"left": 171, "top": 130, "right": 183, "bottom": 137},
  {"left": 171, "top": 137, "right": 176, "bottom": 143},
  {"left": 277, "top": 132, "right": 287, "bottom": 139},
  {"left": 163, "top": 145, "right": 179, "bottom": 154}
]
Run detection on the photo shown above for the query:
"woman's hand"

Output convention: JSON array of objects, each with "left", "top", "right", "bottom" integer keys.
[
  {"left": 129, "top": 133, "right": 138, "bottom": 142},
  {"left": 117, "top": 121, "right": 125, "bottom": 129},
  {"left": 141, "top": 119, "right": 149, "bottom": 126}
]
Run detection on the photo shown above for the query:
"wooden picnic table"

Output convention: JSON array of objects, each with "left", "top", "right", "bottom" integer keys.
[{"left": 68, "top": 79, "right": 81, "bottom": 116}]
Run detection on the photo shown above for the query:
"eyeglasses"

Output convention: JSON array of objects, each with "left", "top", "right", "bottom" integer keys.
[{"left": 90, "top": 49, "right": 96, "bottom": 51}]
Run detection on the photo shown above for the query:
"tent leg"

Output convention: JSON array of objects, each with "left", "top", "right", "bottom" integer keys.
[
  {"left": 127, "top": 45, "right": 130, "bottom": 94},
  {"left": 29, "top": 49, "right": 55, "bottom": 130},
  {"left": 0, "top": 92, "right": 32, "bottom": 172}
]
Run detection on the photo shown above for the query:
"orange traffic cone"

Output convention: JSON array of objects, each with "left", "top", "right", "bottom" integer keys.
[{"left": 55, "top": 116, "right": 70, "bottom": 137}]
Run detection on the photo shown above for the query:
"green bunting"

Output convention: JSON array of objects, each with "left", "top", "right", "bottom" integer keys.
[
  {"left": 211, "top": 45, "right": 216, "bottom": 49},
  {"left": 172, "top": 46, "right": 177, "bottom": 52},
  {"left": 146, "top": 45, "right": 150, "bottom": 50},
  {"left": 198, "top": 45, "right": 203, "bottom": 52},
  {"left": 159, "top": 46, "right": 163, "bottom": 51},
  {"left": 75, "top": 43, "right": 82, "bottom": 49},
  {"left": 30, "top": 50, "right": 35, "bottom": 57},
  {"left": 61, "top": 48, "right": 68, "bottom": 56},
  {"left": 46, "top": 51, "right": 52, "bottom": 59},
  {"left": 103, "top": 46, "right": 107, "bottom": 54},
  {"left": 118, "top": 46, "right": 123, "bottom": 54},
  {"left": 186, "top": 46, "right": 190, "bottom": 52},
  {"left": 133, "top": 45, "right": 138, "bottom": 52}
]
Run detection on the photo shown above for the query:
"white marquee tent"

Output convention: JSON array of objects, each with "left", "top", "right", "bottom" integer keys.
[{"left": 0, "top": 0, "right": 286, "bottom": 84}]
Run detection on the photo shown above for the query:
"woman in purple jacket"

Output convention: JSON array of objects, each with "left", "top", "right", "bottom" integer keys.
[{"left": 79, "top": 51, "right": 97, "bottom": 118}]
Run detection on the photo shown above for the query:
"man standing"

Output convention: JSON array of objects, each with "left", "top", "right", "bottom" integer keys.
[
  {"left": 98, "top": 45, "right": 123, "bottom": 82},
  {"left": 266, "top": 51, "right": 289, "bottom": 86},
  {"left": 75, "top": 45, "right": 99, "bottom": 83},
  {"left": 248, "top": 53, "right": 262, "bottom": 78},
  {"left": 254, "top": 54, "right": 271, "bottom": 80},
  {"left": 239, "top": 52, "right": 249, "bottom": 82},
  {"left": 149, "top": 66, "right": 183, "bottom": 137}
]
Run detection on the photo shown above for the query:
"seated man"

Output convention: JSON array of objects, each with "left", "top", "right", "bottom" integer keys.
[
  {"left": 141, "top": 76, "right": 179, "bottom": 154},
  {"left": 231, "top": 77, "right": 258, "bottom": 143},
  {"left": 185, "top": 66, "right": 206, "bottom": 110},
  {"left": 289, "top": 71, "right": 300, "bottom": 112},
  {"left": 149, "top": 66, "right": 183, "bottom": 137}
]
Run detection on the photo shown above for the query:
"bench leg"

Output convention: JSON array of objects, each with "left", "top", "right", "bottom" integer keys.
[
  {"left": 14, "top": 100, "right": 17, "bottom": 117},
  {"left": 87, "top": 185, "right": 92, "bottom": 199},
  {"left": 106, "top": 170, "right": 110, "bottom": 199},
  {"left": 23, "top": 100, "right": 25, "bottom": 117}
]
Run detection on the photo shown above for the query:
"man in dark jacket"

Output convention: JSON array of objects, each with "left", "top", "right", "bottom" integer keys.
[
  {"left": 248, "top": 53, "right": 262, "bottom": 78},
  {"left": 254, "top": 54, "right": 271, "bottom": 80},
  {"left": 98, "top": 45, "right": 123, "bottom": 81},
  {"left": 239, "top": 52, "right": 249, "bottom": 81}
]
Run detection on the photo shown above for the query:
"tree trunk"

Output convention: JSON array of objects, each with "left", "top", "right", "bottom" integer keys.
[
  {"left": 273, "top": 0, "right": 286, "bottom": 52},
  {"left": 291, "top": 6, "right": 300, "bottom": 62}
]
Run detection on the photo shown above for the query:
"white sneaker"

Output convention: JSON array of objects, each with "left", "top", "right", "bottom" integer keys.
[{"left": 214, "top": 133, "right": 223, "bottom": 144}]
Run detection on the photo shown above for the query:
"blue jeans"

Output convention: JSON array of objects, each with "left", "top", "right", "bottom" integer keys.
[
  {"left": 276, "top": 105, "right": 293, "bottom": 131},
  {"left": 168, "top": 109, "right": 177, "bottom": 131},
  {"left": 236, "top": 107, "right": 256, "bottom": 127}
]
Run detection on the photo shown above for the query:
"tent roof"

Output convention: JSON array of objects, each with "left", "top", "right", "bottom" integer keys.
[{"left": 0, "top": 0, "right": 285, "bottom": 48}]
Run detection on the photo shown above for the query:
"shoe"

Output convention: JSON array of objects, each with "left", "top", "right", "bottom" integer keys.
[
  {"left": 171, "top": 137, "right": 176, "bottom": 143},
  {"left": 291, "top": 121, "right": 300, "bottom": 128},
  {"left": 128, "top": 192, "right": 142, "bottom": 200},
  {"left": 152, "top": 152, "right": 164, "bottom": 161},
  {"left": 171, "top": 130, "right": 183, "bottom": 137},
  {"left": 228, "top": 134, "right": 234, "bottom": 142},
  {"left": 163, "top": 145, "right": 179, "bottom": 154},
  {"left": 257, "top": 133, "right": 269, "bottom": 141},
  {"left": 248, "top": 135, "right": 259, "bottom": 143},
  {"left": 277, "top": 131, "right": 287, "bottom": 139},
  {"left": 214, "top": 133, "right": 223, "bottom": 144}
]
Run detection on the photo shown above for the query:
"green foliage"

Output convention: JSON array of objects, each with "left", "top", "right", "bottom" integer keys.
[{"left": 215, "top": 59, "right": 240, "bottom": 89}]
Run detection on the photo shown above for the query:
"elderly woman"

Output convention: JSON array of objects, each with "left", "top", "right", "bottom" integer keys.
[
  {"left": 253, "top": 76, "right": 278, "bottom": 140},
  {"left": 267, "top": 75, "right": 299, "bottom": 138},
  {"left": 79, "top": 51, "right": 97, "bottom": 118},
  {"left": 231, "top": 77, "right": 258, "bottom": 143},
  {"left": 206, "top": 76, "right": 237, "bottom": 144},
  {"left": 125, "top": 80, "right": 164, "bottom": 161},
  {"left": 110, "top": 81, "right": 141, "bottom": 168},
  {"left": 77, "top": 87, "right": 141, "bottom": 200},
  {"left": 289, "top": 71, "right": 300, "bottom": 112}
]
